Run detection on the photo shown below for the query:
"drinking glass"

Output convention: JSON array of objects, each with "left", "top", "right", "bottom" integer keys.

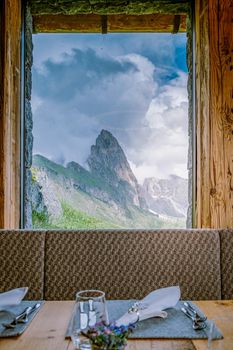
[{"left": 70, "top": 290, "right": 109, "bottom": 349}]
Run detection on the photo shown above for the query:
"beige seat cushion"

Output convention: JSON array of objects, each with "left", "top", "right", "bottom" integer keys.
[
  {"left": 0, "top": 230, "right": 45, "bottom": 300},
  {"left": 219, "top": 229, "right": 233, "bottom": 299},
  {"left": 45, "top": 229, "right": 221, "bottom": 300}
]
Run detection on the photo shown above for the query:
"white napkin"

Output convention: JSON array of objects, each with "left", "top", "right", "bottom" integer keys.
[
  {"left": 0, "top": 287, "right": 28, "bottom": 310},
  {"left": 116, "top": 286, "right": 180, "bottom": 326}
]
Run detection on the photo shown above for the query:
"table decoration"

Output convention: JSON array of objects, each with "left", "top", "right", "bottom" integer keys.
[{"left": 81, "top": 321, "right": 135, "bottom": 350}]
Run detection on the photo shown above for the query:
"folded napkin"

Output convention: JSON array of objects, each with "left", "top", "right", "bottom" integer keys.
[
  {"left": 116, "top": 286, "right": 180, "bottom": 326},
  {"left": 0, "top": 288, "right": 28, "bottom": 310}
]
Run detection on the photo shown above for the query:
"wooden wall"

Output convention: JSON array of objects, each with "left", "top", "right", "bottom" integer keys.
[
  {"left": 0, "top": 0, "right": 21, "bottom": 228},
  {"left": 195, "top": 0, "right": 233, "bottom": 228}
]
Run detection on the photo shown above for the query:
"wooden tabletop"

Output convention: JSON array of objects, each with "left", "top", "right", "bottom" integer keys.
[{"left": 0, "top": 300, "right": 233, "bottom": 350}]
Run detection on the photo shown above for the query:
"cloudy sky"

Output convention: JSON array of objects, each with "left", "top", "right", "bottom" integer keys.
[{"left": 32, "top": 33, "right": 188, "bottom": 183}]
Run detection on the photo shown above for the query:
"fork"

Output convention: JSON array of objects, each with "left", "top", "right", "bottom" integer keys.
[
  {"left": 2, "top": 303, "right": 41, "bottom": 329},
  {"left": 183, "top": 301, "right": 207, "bottom": 322},
  {"left": 181, "top": 307, "right": 207, "bottom": 330}
]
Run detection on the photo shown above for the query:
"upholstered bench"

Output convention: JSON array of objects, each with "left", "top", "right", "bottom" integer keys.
[
  {"left": 44, "top": 229, "right": 221, "bottom": 300},
  {"left": 1, "top": 229, "right": 228, "bottom": 300}
]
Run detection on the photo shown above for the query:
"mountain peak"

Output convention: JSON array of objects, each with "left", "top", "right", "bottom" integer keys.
[
  {"left": 87, "top": 129, "right": 142, "bottom": 207},
  {"left": 95, "top": 129, "right": 123, "bottom": 152},
  {"left": 87, "top": 129, "right": 135, "bottom": 181}
]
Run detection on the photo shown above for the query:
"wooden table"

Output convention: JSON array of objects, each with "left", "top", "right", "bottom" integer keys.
[{"left": 0, "top": 301, "right": 233, "bottom": 350}]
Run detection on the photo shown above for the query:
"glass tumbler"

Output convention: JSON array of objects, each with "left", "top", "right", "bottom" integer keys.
[{"left": 70, "top": 290, "right": 109, "bottom": 349}]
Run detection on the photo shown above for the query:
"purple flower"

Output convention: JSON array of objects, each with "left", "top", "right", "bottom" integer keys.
[{"left": 81, "top": 320, "right": 135, "bottom": 348}]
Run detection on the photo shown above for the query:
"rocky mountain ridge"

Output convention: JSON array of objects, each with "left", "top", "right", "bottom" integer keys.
[
  {"left": 143, "top": 175, "right": 188, "bottom": 218},
  {"left": 31, "top": 130, "right": 187, "bottom": 229}
]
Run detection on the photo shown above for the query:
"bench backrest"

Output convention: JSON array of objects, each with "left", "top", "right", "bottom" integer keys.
[
  {"left": 44, "top": 229, "right": 221, "bottom": 300},
  {"left": 0, "top": 230, "right": 45, "bottom": 299},
  {"left": 1, "top": 228, "right": 230, "bottom": 300}
]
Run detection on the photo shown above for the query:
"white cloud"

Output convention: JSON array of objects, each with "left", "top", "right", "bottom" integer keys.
[{"left": 128, "top": 72, "right": 188, "bottom": 182}]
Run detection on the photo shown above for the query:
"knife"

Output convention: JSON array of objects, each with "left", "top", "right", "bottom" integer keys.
[
  {"left": 88, "top": 299, "right": 96, "bottom": 327},
  {"left": 80, "top": 302, "right": 88, "bottom": 330}
]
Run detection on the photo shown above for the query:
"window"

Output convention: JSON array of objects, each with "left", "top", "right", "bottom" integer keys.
[{"left": 30, "top": 32, "right": 189, "bottom": 229}]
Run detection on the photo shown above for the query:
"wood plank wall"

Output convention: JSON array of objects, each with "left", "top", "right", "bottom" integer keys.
[
  {"left": 0, "top": 0, "right": 21, "bottom": 228},
  {"left": 196, "top": 0, "right": 233, "bottom": 228}
]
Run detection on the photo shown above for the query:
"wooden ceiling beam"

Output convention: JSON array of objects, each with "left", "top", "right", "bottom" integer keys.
[
  {"left": 32, "top": 13, "right": 187, "bottom": 33},
  {"left": 28, "top": 0, "right": 190, "bottom": 16}
]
